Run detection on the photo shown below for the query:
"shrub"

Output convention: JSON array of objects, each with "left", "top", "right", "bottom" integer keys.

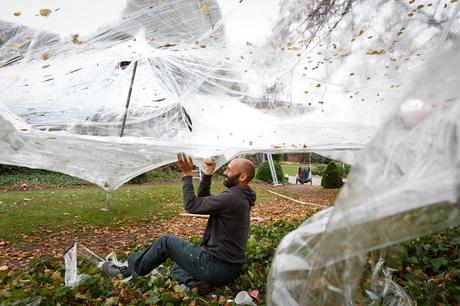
[
  {"left": 333, "top": 162, "right": 351, "bottom": 178},
  {"left": 343, "top": 163, "right": 351, "bottom": 176},
  {"left": 128, "top": 172, "right": 150, "bottom": 184},
  {"left": 0, "top": 164, "right": 17, "bottom": 175},
  {"left": 311, "top": 164, "right": 327, "bottom": 176},
  {"left": 256, "top": 161, "right": 284, "bottom": 183},
  {"left": 321, "top": 161, "right": 343, "bottom": 188}
]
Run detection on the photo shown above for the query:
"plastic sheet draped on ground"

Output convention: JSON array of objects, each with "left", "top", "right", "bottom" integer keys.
[{"left": 1, "top": 0, "right": 460, "bottom": 304}]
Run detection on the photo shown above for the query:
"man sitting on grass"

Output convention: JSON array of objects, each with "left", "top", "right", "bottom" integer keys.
[{"left": 102, "top": 152, "right": 256, "bottom": 295}]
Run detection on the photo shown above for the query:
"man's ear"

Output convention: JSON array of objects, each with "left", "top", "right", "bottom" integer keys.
[{"left": 239, "top": 172, "right": 248, "bottom": 183}]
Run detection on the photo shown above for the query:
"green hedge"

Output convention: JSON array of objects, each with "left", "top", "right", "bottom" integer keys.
[
  {"left": 256, "top": 161, "right": 284, "bottom": 183},
  {"left": 321, "top": 161, "right": 343, "bottom": 188},
  {"left": 311, "top": 164, "right": 327, "bottom": 176}
]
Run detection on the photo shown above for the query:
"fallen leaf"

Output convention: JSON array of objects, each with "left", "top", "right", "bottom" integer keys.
[
  {"left": 201, "top": 4, "right": 209, "bottom": 15},
  {"left": 39, "top": 9, "right": 52, "bottom": 17},
  {"left": 51, "top": 270, "right": 61, "bottom": 280},
  {"left": 41, "top": 52, "right": 51, "bottom": 60},
  {"left": 367, "top": 49, "right": 385, "bottom": 55},
  {"left": 71, "top": 34, "right": 87, "bottom": 45},
  {"left": 218, "top": 295, "right": 227, "bottom": 304}
]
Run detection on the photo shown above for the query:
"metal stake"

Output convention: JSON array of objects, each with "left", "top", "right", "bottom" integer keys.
[{"left": 120, "top": 60, "right": 138, "bottom": 137}]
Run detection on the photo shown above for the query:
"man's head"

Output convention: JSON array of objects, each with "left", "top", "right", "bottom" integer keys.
[{"left": 223, "top": 158, "right": 256, "bottom": 188}]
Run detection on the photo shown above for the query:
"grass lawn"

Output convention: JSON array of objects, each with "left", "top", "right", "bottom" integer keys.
[
  {"left": 0, "top": 181, "right": 273, "bottom": 243},
  {"left": 1, "top": 174, "right": 458, "bottom": 305},
  {"left": 280, "top": 162, "right": 313, "bottom": 176}
]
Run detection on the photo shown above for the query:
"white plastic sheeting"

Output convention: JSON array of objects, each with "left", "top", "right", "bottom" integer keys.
[
  {"left": 1, "top": 0, "right": 460, "bottom": 304},
  {"left": 64, "top": 243, "right": 131, "bottom": 288},
  {"left": 3, "top": 0, "right": 456, "bottom": 190}
]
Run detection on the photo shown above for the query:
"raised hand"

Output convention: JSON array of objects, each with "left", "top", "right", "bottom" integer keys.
[
  {"left": 177, "top": 152, "right": 194, "bottom": 176},
  {"left": 202, "top": 158, "right": 216, "bottom": 175}
]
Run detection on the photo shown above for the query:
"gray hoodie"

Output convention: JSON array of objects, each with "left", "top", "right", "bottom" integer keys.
[{"left": 182, "top": 174, "right": 256, "bottom": 265}]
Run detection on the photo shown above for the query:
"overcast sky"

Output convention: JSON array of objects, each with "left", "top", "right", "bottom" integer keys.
[{"left": 0, "top": 0, "right": 280, "bottom": 47}]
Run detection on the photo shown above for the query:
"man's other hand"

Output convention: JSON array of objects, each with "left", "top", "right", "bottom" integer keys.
[
  {"left": 202, "top": 158, "right": 216, "bottom": 175},
  {"left": 177, "top": 152, "right": 193, "bottom": 176}
]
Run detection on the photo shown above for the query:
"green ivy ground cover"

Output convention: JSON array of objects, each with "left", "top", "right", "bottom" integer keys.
[
  {"left": 397, "top": 227, "right": 460, "bottom": 305},
  {"left": 0, "top": 220, "right": 300, "bottom": 306},
  {"left": 1, "top": 221, "right": 458, "bottom": 305}
]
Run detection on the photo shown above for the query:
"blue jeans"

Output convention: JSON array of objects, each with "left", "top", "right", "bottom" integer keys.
[{"left": 127, "top": 234, "right": 241, "bottom": 287}]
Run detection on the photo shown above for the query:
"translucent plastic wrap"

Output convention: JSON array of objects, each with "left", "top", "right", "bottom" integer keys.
[
  {"left": 268, "top": 45, "right": 460, "bottom": 305},
  {"left": 3, "top": 0, "right": 458, "bottom": 191},
  {"left": 1, "top": 1, "right": 459, "bottom": 304},
  {"left": 64, "top": 243, "right": 132, "bottom": 287}
]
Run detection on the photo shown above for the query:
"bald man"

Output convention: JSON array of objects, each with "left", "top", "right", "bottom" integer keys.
[{"left": 103, "top": 153, "right": 256, "bottom": 296}]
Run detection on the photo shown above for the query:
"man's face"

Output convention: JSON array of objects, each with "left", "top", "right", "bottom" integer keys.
[{"left": 223, "top": 161, "right": 241, "bottom": 188}]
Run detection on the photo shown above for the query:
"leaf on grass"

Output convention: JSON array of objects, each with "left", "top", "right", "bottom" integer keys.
[
  {"left": 51, "top": 271, "right": 61, "bottom": 281},
  {"left": 218, "top": 295, "right": 227, "bottom": 304}
]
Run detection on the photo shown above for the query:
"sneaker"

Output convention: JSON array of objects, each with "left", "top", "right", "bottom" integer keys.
[
  {"left": 196, "top": 280, "right": 212, "bottom": 296},
  {"left": 101, "top": 261, "right": 132, "bottom": 278}
]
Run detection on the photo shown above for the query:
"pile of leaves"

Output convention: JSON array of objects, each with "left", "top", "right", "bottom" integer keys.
[{"left": 0, "top": 220, "right": 301, "bottom": 305}]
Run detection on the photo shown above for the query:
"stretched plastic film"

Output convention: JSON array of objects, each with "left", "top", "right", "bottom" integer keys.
[
  {"left": 3, "top": 0, "right": 458, "bottom": 191},
  {"left": 268, "top": 45, "right": 460, "bottom": 305},
  {"left": 1, "top": 1, "right": 459, "bottom": 303}
]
